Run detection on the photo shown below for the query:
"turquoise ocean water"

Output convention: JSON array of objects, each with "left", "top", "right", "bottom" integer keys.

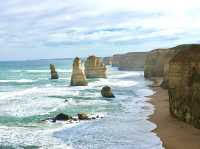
[{"left": 0, "top": 59, "right": 164, "bottom": 149}]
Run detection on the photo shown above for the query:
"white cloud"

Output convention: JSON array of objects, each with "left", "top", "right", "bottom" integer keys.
[{"left": 0, "top": 0, "right": 200, "bottom": 60}]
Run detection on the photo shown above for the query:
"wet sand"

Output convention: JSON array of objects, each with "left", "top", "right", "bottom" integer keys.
[{"left": 149, "top": 86, "right": 200, "bottom": 149}]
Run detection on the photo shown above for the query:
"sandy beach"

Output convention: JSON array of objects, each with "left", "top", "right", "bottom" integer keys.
[{"left": 149, "top": 86, "right": 200, "bottom": 149}]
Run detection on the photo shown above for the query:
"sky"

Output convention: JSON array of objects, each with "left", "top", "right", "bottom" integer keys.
[{"left": 0, "top": 0, "right": 200, "bottom": 60}]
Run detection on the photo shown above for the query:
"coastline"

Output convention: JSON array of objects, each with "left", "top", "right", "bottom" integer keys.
[{"left": 149, "top": 86, "right": 200, "bottom": 149}]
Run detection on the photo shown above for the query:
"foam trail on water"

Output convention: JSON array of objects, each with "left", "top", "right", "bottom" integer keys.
[
  {"left": 10, "top": 69, "right": 72, "bottom": 73},
  {"left": 0, "top": 125, "right": 73, "bottom": 149},
  {"left": 0, "top": 79, "right": 35, "bottom": 83}
]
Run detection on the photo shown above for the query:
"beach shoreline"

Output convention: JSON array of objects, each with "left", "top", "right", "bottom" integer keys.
[{"left": 149, "top": 86, "right": 200, "bottom": 149}]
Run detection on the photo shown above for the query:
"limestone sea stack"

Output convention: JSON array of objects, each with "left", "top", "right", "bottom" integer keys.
[
  {"left": 101, "top": 86, "right": 115, "bottom": 98},
  {"left": 168, "top": 44, "right": 200, "bottom": 128},
  {"left": 70, "top": 57, "right": 88, "bottom": 86},
  {"left": 50, "top": 64, "right": 59, "bottom": 79},
  {"left": 85, "top": 55, "right": 107, "bottom": 78}
]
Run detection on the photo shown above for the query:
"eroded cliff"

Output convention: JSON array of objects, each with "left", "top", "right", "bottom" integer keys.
[
  {"left": 144, "top": 46, "right": 185, "bottom": 88},
  {"left": 168, "top": 44, "right": 200, "bottom": 128}
]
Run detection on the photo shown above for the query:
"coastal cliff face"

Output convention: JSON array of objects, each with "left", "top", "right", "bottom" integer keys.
[
  {"left": 144, "top": 47, "right": 183, "bottom": 88},
  {"left": 118, "top": 52, "right": 147, "bottom": 71},
  {"left": 85, "top": 56, "right": 107, "bottom": 78},
  {"left": 71, "top": 57, "right": 88, "bottom": 86},
  {"left": 144, "top": 49, "right": 172, "bottom": 78},
  {"left": 168, "top": 44, "right": 200, "bottom": 128},
  {"left": 103, "top": 57, "right": 112, "bottom": 65}
]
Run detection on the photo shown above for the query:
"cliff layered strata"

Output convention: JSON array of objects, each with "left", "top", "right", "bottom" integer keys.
[
  {"left": 85, "top": 56, "right": 107, "bottom": 78},
  {"left": 168, "top": 44, "right": 200, "bottom": 128},
  {"left": 144, "top": 49, "right": 174, "bottom": 78},
  {"left": 118, "top": 52, "right": 147, "bottom": 71},
  {"left": 70, "top": 57, "right": 88, "bottom": 86},
  {"left": 144, "top": 45, "right": 187, "bottom": 88}
]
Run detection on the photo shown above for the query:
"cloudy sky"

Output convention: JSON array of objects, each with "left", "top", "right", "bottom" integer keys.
[{"left": 0, "top": 0, "right": 200, "bottom": 60}]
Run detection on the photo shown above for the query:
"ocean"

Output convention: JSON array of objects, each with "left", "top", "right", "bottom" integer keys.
[{"left": 0, "top": 59, "right": 164, "bottom": 149}]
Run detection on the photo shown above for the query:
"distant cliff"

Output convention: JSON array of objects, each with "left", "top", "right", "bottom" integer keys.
[
  {"left": 144, "top": 46, "right": 184, "bottom": 88},
  {"left": 112, "top": 54, "right": 123, "bottom": 67},
  {"left": 118, "top": 52, "right": 147, "bottom": 71},
  {"left": 111, "top": 52, "right": 147, "bottom": 71},
  {"left": 102, "top": 57, "right": 112, "bottom": 65},
  {"left": 168, "top": 44, "right": 200, "bottom": 128}
]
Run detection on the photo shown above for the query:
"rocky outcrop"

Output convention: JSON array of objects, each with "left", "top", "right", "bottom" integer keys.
[
  {"left": 84, "top": 56, "right": 107, "bottom": 78},
  {"left": 101, "top": 86, "right": 115, "bottom": 98},
  {"left": 103, "top": 57, "right": 112, "bottom": 65},
  {"left": 53, "top": 113, "right": 71, "bottom": 122},
  {"left": 118, "top": 52, "right": 147, "bottom": 71},
  {"left": 50, "top": 64, "right": 59, "bottom": 79},
  {"left": 77, "top": 113, "right": 89, "bottom": 120},
  {"left": 70, "top": 57, "right": 88, "bottom": 86},
  {"left": 50, "top": 112, "right": 103, "bottom": 122},
  {"left": 168, "top": 44, "right": 200, "bottom": 128}
]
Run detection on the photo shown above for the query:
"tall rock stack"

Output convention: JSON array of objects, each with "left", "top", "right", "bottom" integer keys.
[
  {"left": 50, "top": 64, "right": 59, "bottom": 79},
  {"left": 168, "top": 44, "right": 200, "bottom": 128},
  {"left": 85, "top": 56, "right": 107, "bottom": 78},
  {"left": 70, "top": 57, "right": 88, "bottom": 86}
]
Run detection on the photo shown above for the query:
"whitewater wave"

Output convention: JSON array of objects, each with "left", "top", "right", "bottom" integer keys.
[
  {"left": 0, "top": 111, "right": 105, "bottom": 149},
  {"left": 0, "top": 79, "right": 35, "bottom": 83},
  {"left": 0, "top": 125, "right": 73, "bottom": 149},
  {"left": 89, "top": 79, "right": 138, "bottom": 88},
  {"left": 10, "top": 69, "right": 72, "bottom": 73},
  {"left": 0, "top": 85, "right": 105, "bottom": 117},
  {"left": 109, "top": 71, "right": 144, "bottom": 79},
  {"left": 135, "top": 88, "right": 155, "bottom": 97}
]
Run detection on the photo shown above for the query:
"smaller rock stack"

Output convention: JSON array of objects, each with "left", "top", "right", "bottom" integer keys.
[
  {"left": 85, "top": 55, "right": 107, "bottom": 78},
  {"left": 50, "top": 64, "right": 59, "bottom": 79},
  {"left": 70, "top": 57, "right": 88, "bottom": 86},
  {"left": 101, "top": 86, "right": 115, "bottom": 98}
]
